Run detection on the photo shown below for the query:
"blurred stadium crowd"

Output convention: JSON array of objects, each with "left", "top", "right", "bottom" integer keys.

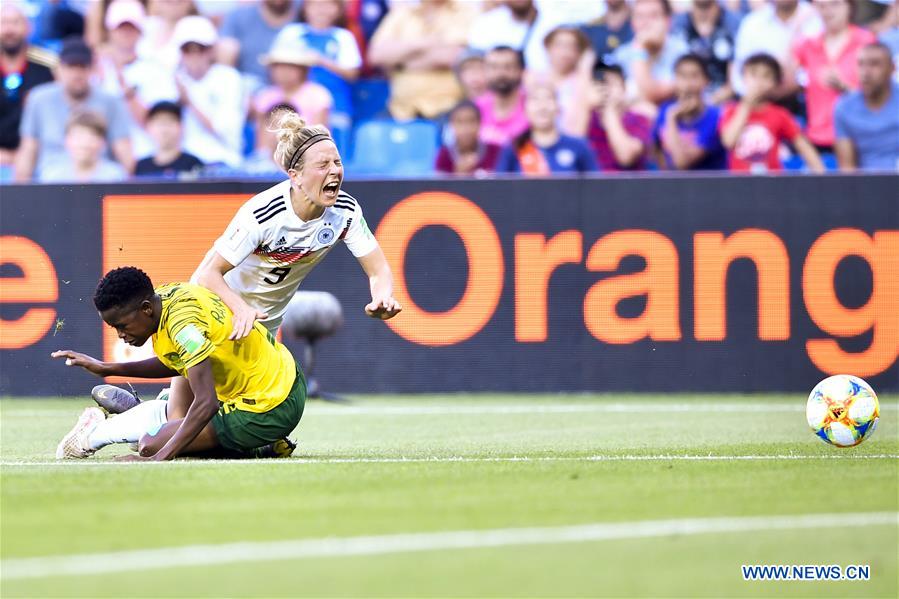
[{"left": 1, "top": 0, "right": 897, "bottom": 183}]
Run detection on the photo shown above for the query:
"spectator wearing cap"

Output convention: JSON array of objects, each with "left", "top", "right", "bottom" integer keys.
[
  {"left": 253, "top": 38, "right": 333, "bottom": 128},
  {"left": 834, "top": 42, "right": 899, "bottom": 171},
  {"left": 732, "top": 0, "right": 822, "bottom": 103},
  {"left": 791, "top": 0, "right": 876, "bottom": 152},
  {"left": 84, "top": 0, "right": 146, "bottom": 47},
  {"left": 654, "top": 54, "right": 727, "bottom": 170},
  {"left": 368, "top": 0, "right": 475, "bottom": 120},
  {"left": 476, "top": 46, "right": 529, "bottom": 146},
  {"left": 274, "top": 0, "right": 362, "bottom": 130},
  {"left": 613, "top": 0, "right": 689, "bottom": 115},
  {"left": 671, "top": 0, "right": 742, "bottom": 104},
  {"left": 573, "top": 62, "right": 654, "bottom": 171},
  {"left": 435, "top": 100, "right": 502, "bottom": 176},
  {"left": 14, "top": 37, "right": 133, "bottom": 182},
  {"left": 455, "top": 49, "right": 487, "bottom": 100},
  {"left": 581, "top": 0, "right": 634, "bottom": 65},
  {"left": 172, "top": 16, "right": 245, "bottom": 168},
  {"left": 218, "top": 0, "right": 299, "bottom": 91},
  {"left": 96, "top": 0, "right": 178, "bottom": 159},
  {"left": 135, "top": 101, "right": 203, "bottom": 177},
  {"left": 496, "top": 81, "right": 598, "bottom": 175},
  {"left": 39, "top": 111, "right": 128, "bottom": 183},
  {"left": 0, "top": 2, "right": 55, "bottom": 166}
]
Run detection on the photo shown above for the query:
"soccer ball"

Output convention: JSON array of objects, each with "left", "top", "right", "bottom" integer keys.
[{"left": 806, "top": 375, "right": 880, "bottom": 447}]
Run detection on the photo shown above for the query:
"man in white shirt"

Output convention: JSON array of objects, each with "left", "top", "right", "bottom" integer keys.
[
  {"left": 732, "top": 0, "right": 823, "bottom": 96},
  {"left": 172, "top": 16, "right": 245, "bottom": 167},
  {"left": 468, "top": 0, "right": 600, "bottom": 72}
]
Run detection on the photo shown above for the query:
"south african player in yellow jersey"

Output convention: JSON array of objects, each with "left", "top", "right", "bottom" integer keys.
[{"left": 52, "top": 267, "right": 304, "bottom": 461}]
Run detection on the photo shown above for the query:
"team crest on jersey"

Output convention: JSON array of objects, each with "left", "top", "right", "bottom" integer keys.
[{"left": 317, "top": 227, "right": 336, "bottom": 245}]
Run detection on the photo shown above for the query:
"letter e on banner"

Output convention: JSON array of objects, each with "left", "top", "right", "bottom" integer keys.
[{"left": 0, "top": 236, "right": 58, "bottom": 349}]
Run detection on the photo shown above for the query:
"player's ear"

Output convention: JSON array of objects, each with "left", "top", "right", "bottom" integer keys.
[{"left": 140, "top": 299, "right": 154, "bottom": 317}]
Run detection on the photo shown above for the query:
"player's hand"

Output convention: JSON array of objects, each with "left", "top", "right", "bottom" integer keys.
[
  {"left": 114, "top": 454, "right": 152, "bottom": 462},
  {"left": 229, "top": 307, "right": 268, "bottom": 340},
  {"left": 51, "top": 350, "right": 110, "bottom": 377},
  {"left": 365, "top": 297, "right": 402, "bottom": 320}
]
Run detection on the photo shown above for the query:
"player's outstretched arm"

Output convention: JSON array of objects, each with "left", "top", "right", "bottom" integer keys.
[
  {"left": 149, "top": 358, "right": 220, "bottom": 461},
  {"left": 357, "top": 246, "right": 402, "bottom": 320},
  {"left": 193, "top": 250, "right": 268, "bottom": 340},
  {"left": 52, "top": 351, "right": 177, "bottom": 378}
]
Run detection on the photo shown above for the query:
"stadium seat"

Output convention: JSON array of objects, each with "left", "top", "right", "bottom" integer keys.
[
  {"left": 351, "top": 79, "right": 390, "bottom": 122},
  {"left": 329, "top": 112, "right": 353, "bottom": 160},
  {"left": 782, "top": 151, "right": 839, "bottom": 172},
  {"left": 346, "top": 120, "right": 439, "bottom": 177}
]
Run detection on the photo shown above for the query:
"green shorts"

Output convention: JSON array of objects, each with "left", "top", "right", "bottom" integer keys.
[{"left": 211, "top": 362, "right": 306, "bottom": 452}]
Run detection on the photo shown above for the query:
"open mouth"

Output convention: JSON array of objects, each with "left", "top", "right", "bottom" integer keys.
[{"left": 323, "top": 181, "right": 340, "bottom": 198}]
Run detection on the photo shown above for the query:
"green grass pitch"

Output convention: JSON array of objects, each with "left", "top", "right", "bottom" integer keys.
[{"left": 1, "top": 394, "right": 897, "bottom": 598}]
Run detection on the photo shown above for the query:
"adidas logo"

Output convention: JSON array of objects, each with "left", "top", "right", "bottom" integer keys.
[{"left": 275, "top": 236, "right": 287, "bottom": 247}]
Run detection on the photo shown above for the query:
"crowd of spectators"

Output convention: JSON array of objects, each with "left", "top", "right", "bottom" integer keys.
[{"left": 1, "top": 0, "right": 897, "bottom": 183}]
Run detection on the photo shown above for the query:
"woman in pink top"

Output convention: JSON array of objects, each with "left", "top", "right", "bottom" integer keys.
[
  {"left": 253, "top": 39, "right": 334, "bottom": 128},
  {"left": 792, "top": 0, "right": 875, "bottom": 149}
]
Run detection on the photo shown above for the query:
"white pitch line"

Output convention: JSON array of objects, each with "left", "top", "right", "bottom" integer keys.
[
  {"left": 2, "top": 512, "right": 896, "bottom": 581},
  {"left": 2, "top": 454, "right": 897, "bottom": 468},
  {"left": 4, "top": 403, "right": 898, "bottom": 419}
]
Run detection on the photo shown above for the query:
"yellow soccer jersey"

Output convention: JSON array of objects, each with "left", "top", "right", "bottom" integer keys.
[{"left": 152, "top": 283, "right": 296, "bottom": 413}]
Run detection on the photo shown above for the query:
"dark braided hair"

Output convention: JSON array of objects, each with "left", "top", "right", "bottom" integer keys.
[{"left": 93, "top": 267, "right": 154, "bottom": 312}]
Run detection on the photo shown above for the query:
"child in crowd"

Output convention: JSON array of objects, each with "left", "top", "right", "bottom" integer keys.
[
  {"left": 39, "top": 111, "right": 127, "bottom": 183},
  {"left": 274, "top": 0, "right": 362, "bottom": 129},
  {"left": 654, "top": 54, "right": 726, "bottom": 170},
  {"left": 135, "top": 101, "right": 203, "bottom": 177},
  {"left": 720, "top": 53, "right": 823, "bottom": 172},
  {"left": 454, "top": 49, "right": 487, "bottom": 101},
  {"left": 539, "top": 25, "right": 593, "bottom": 136},
  {"left": 577, "top": 62, "right": 653, "bottom": 171},
  {"left": 496, "top": 82, "right": 598, "bottom": 175},
  {"left": 435, "top": 100, "right": 502, "bottom": 176},
  {"left": 254, "top": 37, "right": 334, "bottom": 127}
]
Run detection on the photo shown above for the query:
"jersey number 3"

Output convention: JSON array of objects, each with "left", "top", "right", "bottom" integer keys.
[{"left": 264, "top": 267, "right": 291, "bottom": 284}]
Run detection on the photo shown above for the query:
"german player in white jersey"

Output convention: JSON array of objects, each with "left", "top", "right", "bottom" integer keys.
[
  {"left": 63, "top": 110, "right": 400, "bottom": 459},
  {"left": 195, "top": 111, "right": 399, "bottom": 335}
]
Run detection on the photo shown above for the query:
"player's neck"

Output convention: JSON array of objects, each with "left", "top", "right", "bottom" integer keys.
[{"left": 290, "top": 186, "right": 325, "bottom": 222}]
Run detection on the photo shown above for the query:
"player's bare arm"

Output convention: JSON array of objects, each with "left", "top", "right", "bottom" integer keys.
[
  {"left": 144, "top": 358, "right": 220, "bottom": 461},
  {"left": 51, "top": 351, "right": 177, "bottom": 378},
  {"left": 194, "top": 249, "right": 267, "bottom": 340},
  {"left": 358, "top": 246, "right": 402, "bottom": 320}
]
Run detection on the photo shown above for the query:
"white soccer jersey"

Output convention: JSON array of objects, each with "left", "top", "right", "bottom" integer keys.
[{"left": 213, "top": 180, "right": 379, "bottom": 330}]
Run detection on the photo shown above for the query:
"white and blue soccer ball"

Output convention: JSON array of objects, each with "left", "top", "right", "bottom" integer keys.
[{"left": 806, "top": 375, "right": 880, "bottom": 447}]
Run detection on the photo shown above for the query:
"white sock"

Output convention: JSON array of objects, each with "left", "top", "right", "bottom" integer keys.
[{"left": 88, "top": 400, "right": 168, "bottom": 450}]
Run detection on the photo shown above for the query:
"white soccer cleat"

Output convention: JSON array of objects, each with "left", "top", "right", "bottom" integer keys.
[{"left": 56, "top": 407, "right": 105, "bottom": 459}]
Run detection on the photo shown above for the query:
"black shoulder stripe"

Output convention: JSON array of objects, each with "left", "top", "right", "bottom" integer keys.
[
  {"left": 337, "top": 191, "right": 357, "bottom": 205},
  {"left": 332, "top": 203, "right": 353, "bottom": 211},
  {"left": 257, "top": 205, "right": 287, "bottom": 224},
  {"left": 253, "top": 195, "right": 285, "bottom": 215},
  {"left": 255, "top": 200, "right": 286, "bottom": 222}
]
